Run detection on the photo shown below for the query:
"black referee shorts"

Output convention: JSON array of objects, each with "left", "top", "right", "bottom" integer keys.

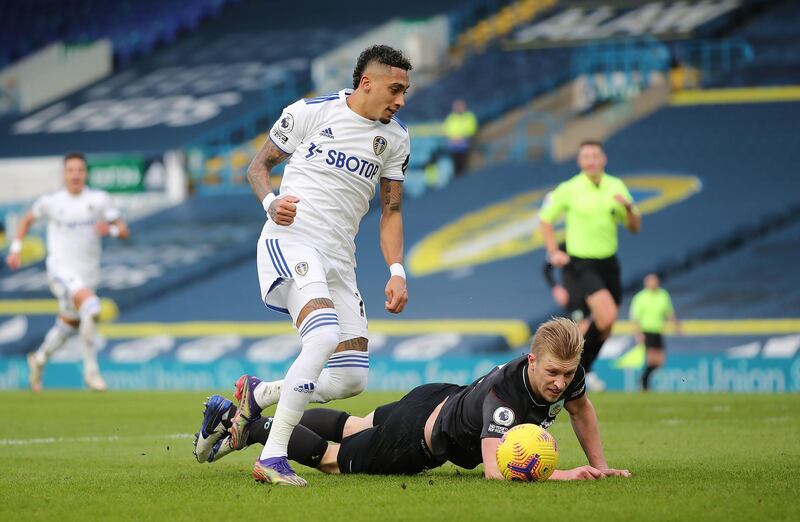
[
  {"left": 336, "top": 383, "right": 461, "bottom": 475},
  {"left": 567, "top": 255, "right": 622, "bottom": 305},
  {"left": 644, "top": 332, "right": 664, "bottom": 350},
  {"left": 562, "top": 267, "right": 590, "bottom": 321}
]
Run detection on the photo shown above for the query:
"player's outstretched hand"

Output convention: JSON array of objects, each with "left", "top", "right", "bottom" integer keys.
[
  {"left": 385, "top": 276, "right": 408, "bottom": 314},
  {"left": 5, "top": 252, "right": 21, "bottom": 271},
  {"left": 599, "top": 467, "right": 631, "bottom": 478},
  {"left": 269, "top": 195, "right": 300, "bottom": 226},
  {"left": 550, "top": 466, "right": 606, "bottom": 480}
]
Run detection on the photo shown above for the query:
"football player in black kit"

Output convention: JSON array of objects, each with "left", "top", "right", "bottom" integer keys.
[{"left": 195, "top": 318, "right": 630, "bottom": 481}]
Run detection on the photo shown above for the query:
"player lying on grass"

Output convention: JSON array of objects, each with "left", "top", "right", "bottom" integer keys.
[{"left": 194, "top": 318, "right": 630, "bottom": 481}]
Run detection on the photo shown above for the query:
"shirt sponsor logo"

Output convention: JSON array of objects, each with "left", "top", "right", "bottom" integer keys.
[
  {"left": 487, "top": 424, "right": 509, "bottom": 435},
  {"left": 492, "top": 406, "right": 515, "bottom": 427},
  {"left": 305, "top": 142, "right": 323, "bottom": 160},
  {"left": 271, "top": 128, "right": 288, "bottom": 144},
  {"left": 324, "top": 149, "right": 380, "bottom": 180}
]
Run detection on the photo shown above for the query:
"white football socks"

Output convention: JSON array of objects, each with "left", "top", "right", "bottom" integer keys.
[
  {"left": 254, "top": 357, "right": 369, "bottom": 409},
  {"left": 33, "top": 318, "right": 76, "bottom": 365},
  {"left": 78, "top": 296, "right": 102, "bottom": 376},
  {"left": 261, "top": 308, "right": 340, "bottom": 460},
  {"left": 312, "top": 351, "right": 369, "bottom": 402}
]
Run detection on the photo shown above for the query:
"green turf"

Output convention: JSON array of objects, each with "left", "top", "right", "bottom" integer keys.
[{"left": 2, "top": 391, "right": 798, "bottom": 521}]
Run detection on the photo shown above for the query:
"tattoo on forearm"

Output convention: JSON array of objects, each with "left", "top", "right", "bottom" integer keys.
[
  {"left": 381, "top": 180, "right": 403, "bottom": 212},
  {"left": 248, "top": 139, "right": 289, "bottom": 201}
]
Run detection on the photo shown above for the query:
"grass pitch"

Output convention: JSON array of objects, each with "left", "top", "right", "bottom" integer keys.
[{"left": 2, "top": 390, "right": 798, "bottom": 521}]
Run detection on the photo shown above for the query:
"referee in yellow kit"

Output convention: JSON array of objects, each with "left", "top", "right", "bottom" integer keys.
[
  {"left": 630, "top": 273, "right": 682, "bottom": 390},
  {"left": 538, "top": 140, "right": 641, "bottom": 389}
]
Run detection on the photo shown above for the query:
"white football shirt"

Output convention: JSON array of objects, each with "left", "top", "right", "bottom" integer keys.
[
  {"left": 31, "top": 188, "right": 120, "bottom": 280},
  {"left": 262, "top": 89, "right": 410, "bottom": 265}
]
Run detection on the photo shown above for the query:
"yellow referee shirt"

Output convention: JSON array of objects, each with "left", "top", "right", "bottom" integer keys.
[
  {"left": 630, "top": 288, "right": 674, "bottom": 334},
  {"left": 539, "top": 172, "right": 636, "bottom": 259}
]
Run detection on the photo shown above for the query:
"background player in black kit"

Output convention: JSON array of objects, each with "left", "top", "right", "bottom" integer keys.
[{"left": 197, "top": 318, "right": 629, "bottom": 481}]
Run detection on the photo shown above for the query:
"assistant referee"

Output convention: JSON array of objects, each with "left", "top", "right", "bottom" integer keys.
[
  {"left": 630, "top": 273, "right": 681, "bottom": 390},
  {"left": 538, "top": 140, "right": 641, "bottom": 387}
]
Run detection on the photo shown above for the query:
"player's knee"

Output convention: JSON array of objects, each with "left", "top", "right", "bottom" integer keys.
[
  {"left": 56, "top": 317, "right": 78, "bottom": 334},
  {"left": 299, "top": 309, "right": 341, "bottom": 355},
  {"left": 335, "top": 366, "right": 368, "bottom": 399},
  {"left": 313, "top": 366, "right": 367, "bottom": 403},
  {"left": 318, "top": 445, "right": 341, "bottom": 474},
  {"left": 595, "top": 308, "right": 617, "bottom": 332},
  {"left": 78, "top": 295, "right": 101, "bottom": 320},
  {"left": 304, "top": 330, "right": 340, "bottom": 365}
]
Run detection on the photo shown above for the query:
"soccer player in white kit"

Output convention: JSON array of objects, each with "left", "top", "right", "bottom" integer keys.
[
  {"left": 229, "top": 45, "right": 412, "bottom": 486},
  {"left": 5, "top": 152, "right": 129, "bottom": 392}
]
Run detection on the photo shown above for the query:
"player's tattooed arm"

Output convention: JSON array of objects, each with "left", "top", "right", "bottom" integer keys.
[
  {"left": 381, "top": 179, "right": 403, "bottom": 214},
  {"left": 248, "top": 138, "right": 299, "bottom": 225},
  {"left": 246, "top": 138, "right": 290, "bottom": 202},
  {"left": 379, "top": 179, "right": 404, "bottom": 266},
  {"left": 380, "top": 179, "right": 407, "bottom": 313}
]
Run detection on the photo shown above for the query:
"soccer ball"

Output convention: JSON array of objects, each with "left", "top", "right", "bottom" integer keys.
[{"left": 496, "top": 424, "right": 559, "bottom": 482}]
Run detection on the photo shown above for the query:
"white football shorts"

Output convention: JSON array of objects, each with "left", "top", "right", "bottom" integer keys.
[{"left": 256, "top": 237, "right": 368, "bottom": 341}]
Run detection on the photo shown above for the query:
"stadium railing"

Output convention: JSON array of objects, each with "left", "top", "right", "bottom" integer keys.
[{"left": 673, "top": 39, "right": 755, "bottom": 87}]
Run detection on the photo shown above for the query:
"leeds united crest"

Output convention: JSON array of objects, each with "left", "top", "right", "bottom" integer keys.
[{"left": 373, "top": 136, "right": 387, "bottom": 156}]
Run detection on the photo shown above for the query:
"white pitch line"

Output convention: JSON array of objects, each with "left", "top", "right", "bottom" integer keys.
[{"left": 0, "top": 433, "right": 193, "bottom": 446}]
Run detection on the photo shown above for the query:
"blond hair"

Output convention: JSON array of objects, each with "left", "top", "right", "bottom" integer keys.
[{"left": 531, "top": 317, "right": 584, "bottom": 361}]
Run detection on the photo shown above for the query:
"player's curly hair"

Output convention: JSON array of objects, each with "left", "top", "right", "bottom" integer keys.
[
  {"left": 352, "top": 45, "right": 412, "bottom": 89},
  {"left": 531, "top": 317, "right": 584, "bottom": 362}
]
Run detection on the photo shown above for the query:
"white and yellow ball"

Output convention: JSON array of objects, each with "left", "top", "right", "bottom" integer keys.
[{"left": 496, "top": 424, "right": 559, "bottom": 482}]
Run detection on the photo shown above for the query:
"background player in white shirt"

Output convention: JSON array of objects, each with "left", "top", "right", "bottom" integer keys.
[
  {"left": 229, "top": 45, "right": 412, "bottom": 486},
  {"left": 5, "top": 152, "right": 129, "bottom": 392}
]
